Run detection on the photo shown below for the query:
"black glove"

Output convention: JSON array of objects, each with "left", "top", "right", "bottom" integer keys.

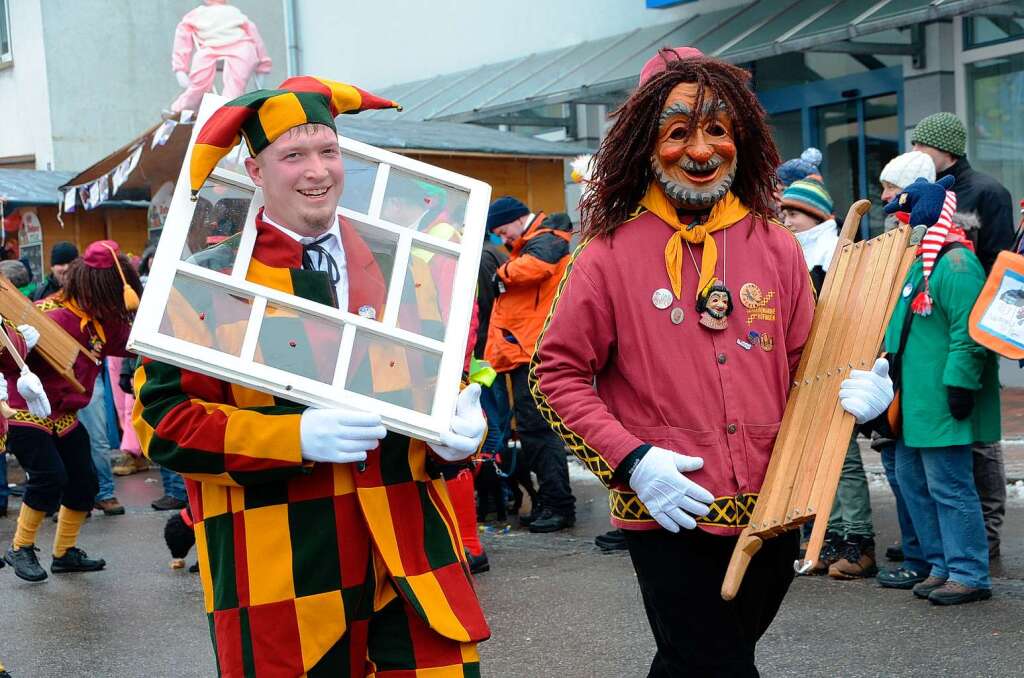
[
  {"left": 947, "top": 386, "right": 975, "bottom": 420},
  {"left": 118, "top": 373, "right": 135, "bottom": 396}
]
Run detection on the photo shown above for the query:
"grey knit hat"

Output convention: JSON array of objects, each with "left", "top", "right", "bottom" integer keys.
[{"left": 911, "top": 112, "right": 966, "bottom": 157}]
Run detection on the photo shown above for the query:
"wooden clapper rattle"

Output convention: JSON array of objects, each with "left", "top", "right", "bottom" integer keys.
[
  {"left": 0, "top": 275, "right": 100, "bottom": 396},
  {"left": 720, "top": 200, "right": 923, "bottom": 601}
]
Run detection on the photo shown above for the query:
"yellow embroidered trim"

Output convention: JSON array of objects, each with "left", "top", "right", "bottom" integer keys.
[{"left": 11, "top": 410, "right": 79, "bottom": 435}]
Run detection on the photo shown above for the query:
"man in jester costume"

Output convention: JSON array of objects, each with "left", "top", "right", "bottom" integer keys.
[
  {"left": 530, "top": 48, "right": 894, "bottom": 675},
  {"left": 134, "top": 77, "right": 489, "bottom": 677}
]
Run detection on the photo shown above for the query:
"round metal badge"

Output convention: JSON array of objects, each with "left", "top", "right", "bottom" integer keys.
[
  {"left": 902, "top": 283, "right": 913, "bottom": 298},
  {"left": 652, "top": 288, "right": 672, "bottom": 310},
  {"left": 358, "top": 305, "right": 377, "bottom": 320},
  {"left": 740, "top": 282, "right": 763, "bottom": 309},
  {"left": 670, "top": 307, "right": 685, "bottom": 324}
]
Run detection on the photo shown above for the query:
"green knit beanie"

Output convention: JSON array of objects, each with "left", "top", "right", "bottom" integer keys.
[{"left": 911, "top": 112, "right": 966, "bottom": 157}]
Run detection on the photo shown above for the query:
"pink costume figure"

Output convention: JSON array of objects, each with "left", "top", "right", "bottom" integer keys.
[{"left": 170, "top": 0, "right": 272, "bottom": 114}]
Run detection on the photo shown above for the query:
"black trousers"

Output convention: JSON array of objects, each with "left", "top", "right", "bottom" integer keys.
[
  {"left": 624, "top": 527, "right": 799, "bottom": 678},
  {"left": 8, "top": 424, "right": 96, "bottom": 514},
  {"left": 508, "top": 364, "right": 575, "bottom": 516}
]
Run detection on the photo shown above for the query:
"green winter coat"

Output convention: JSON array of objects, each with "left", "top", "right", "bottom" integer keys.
[{"left": 883, "top": 247, "right": 1001, "bottom": 448}]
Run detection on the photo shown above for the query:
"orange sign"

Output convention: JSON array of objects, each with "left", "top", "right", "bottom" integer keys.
[{"left": 969, "top": 250, "right": 1024, "bottom": 359}]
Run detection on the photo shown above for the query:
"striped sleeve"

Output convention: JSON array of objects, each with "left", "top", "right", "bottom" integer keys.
[
  {"left": 529, "top": 241, "right": 643, "bottom": 487},
  {"left": 132, "top": 359, "right": 307, "bottom": 487}
]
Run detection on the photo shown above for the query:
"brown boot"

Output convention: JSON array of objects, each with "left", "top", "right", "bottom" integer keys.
[
  {"left": 94, "top": 498, "right": 126, "bottom": 516},
  {"left": 111, "top": 453, "right": 149, "bottom": 476},
  {"left": 809, "top": 531, "right": 843, "bottom": 574},
  {"left": 828, "top": 535, "right": 877, "bottom": 579}
]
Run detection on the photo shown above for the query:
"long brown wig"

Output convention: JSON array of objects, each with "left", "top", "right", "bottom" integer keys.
[
  {"left": 61, "top": 253, "right": 143, "bottom": 324},
  {"left": 580, "top": 52, "right": 780, "bottom": 239}
]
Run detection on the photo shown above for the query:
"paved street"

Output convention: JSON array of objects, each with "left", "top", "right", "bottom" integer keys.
[{"left": 3, "top": 455, "right": 1024, "bottom": 677}]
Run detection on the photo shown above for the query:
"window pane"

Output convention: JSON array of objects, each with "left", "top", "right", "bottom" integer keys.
[
  {"left": 816, "top": 101, "right": 859, "bottom": 236},
  {"left": 380, "top": 169, "right": 469, "bottom": 235},
  {"left": 967, "top": 54, "right": 1024, "bottom": 210},
  {"left": 0, "top": 0, "right": 10, "bottom": 60},
  {"left": 965, "top": 2, "right": 1024, "bottom": 48},
  {"left": 182, "top": 179, "right": 252, "bottom": 272},
  {"left": 340, "top": 154, "right": 378, "bottom": 214},
  {"left": 254, "top": 305, "right": 343, "bottom": 383},
  {"left": 863, "top": 94, "right": 900, "bottom": 238},
  {"left": 397, "top": 245, "right": 458, "bottom": 341},
  {"left": 346, "top": 332, "right": 440, "bottom": 414},
  {"left": 158, "top": 274, "right": 252, "bottom": 356},
  {"left": 769, "top": 110, "right": 803, "bottom": 166},
  {"left": 342, "top": 217, "right": 399, "bottom": 319},
  {"left": 214, "top": 143, "right": 250, "bottom": 176}
]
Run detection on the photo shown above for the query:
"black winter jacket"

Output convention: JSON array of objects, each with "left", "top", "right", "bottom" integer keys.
[{"left": 937, "top": 158, "right": 1014, "bottom": 273}]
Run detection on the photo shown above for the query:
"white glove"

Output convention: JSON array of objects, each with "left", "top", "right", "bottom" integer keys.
[
  {"left": 17, "top": 324, "right": 39, "bottom": 352},
  {"left": 175, "top": 71, "right": 190, "bottom": 88},
  {"left": 16, "top": 367, "right": 50, "bottom": 418},
  {"left": 299, "top": 408, "right": 387, "bottom": 464},
  {"left": 628, "top": 446, "right": 714, "bottom": 533},
  {"left": 428, "top": 384, "right": 486, "bottom": 462},
  {"left": 0, "top": 372, "right": 7, "bottom": 402},
  {"left": 839, "top": 358, "right": 894, "bottom": 424}
]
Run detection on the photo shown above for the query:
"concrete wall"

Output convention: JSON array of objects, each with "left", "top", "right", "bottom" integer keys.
[
  {"left": 295, "top": 0, "right": 750, "bottom": 89},
  {"left": 0, "top": 0, "right": 54, "bottom": 168},
  {"left": 38, "top": 0, "right": 288, "bottom": 172}
]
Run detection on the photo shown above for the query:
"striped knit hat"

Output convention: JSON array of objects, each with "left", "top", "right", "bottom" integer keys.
[
  {"left": 911, "top": 112, "right": 966, "bottom": 157},
  {"left": 189, "top": 76, "right": 401, "bottom": 196},
  {"left": 780, "top": 174, "right": 833, "bottom": 222}
]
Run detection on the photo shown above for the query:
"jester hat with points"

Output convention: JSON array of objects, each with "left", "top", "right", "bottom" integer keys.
[{"left": 189, "top": 75, "right": 401, "bottom": 196}]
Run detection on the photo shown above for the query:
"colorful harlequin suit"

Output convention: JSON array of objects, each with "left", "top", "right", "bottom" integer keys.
[{"left": 134, "top": 214, "right": 489, "bottom": 676}]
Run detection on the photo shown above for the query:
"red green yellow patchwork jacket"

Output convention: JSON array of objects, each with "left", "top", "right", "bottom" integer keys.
[{"left": 133, "top": 215, "right": 489, "bottom": 673}]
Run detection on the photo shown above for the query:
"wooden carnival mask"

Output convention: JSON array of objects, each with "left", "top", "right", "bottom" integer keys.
[{"left": 652, "top": 83, "right": 737, "bottom": 210}]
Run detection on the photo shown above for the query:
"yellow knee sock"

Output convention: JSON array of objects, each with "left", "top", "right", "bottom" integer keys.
[
  {"left": 12, "top": 504, "right": 45, "bottom": 549},
  {"left": 53, "top": 507, "right": 88, "bottom": 558}
]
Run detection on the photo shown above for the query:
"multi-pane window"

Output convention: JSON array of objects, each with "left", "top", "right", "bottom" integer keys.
[{"left": 129, "top": 95, "right": 490, "bottom": 444}]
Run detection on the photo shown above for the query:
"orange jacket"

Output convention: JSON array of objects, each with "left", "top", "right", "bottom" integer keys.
[{"left": 485, "top": 212, "right": 572, "bottom": 372}]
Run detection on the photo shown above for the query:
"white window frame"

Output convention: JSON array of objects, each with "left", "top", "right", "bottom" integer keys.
[{"left": 128, "top": 94, "right": 491, "bottom": 444}]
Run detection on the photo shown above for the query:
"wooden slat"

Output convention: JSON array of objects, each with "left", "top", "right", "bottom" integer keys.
[{"left": 783, "top": 241, "right": 871, "bottom": 523}]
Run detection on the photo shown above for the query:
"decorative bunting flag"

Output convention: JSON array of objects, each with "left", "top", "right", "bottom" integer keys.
[{"left": 151, "top": 120, "right": 177, "bottom": 149}]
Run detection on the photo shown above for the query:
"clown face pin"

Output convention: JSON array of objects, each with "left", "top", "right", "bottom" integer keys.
[
  {"left": 697, "top": 279, "right": 733, "bottom": 331},
  {"left": 651, "top": 83, "right": 737, "bottom": 210}
]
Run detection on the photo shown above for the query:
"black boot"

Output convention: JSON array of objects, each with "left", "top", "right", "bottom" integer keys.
[
  {"left": 5, "top": 545, "right": 48, "bottom": 582},
  {"left": 51, "top": 547, "right": 106, "bottom": 573},
  {"left": 466, "top": 549, "right": 490, "bottom": 575},
  {"left": 519, "top": 504, "right": 543, "bottom": 527},
  {"left": 528, "top": 509, "right": 575, "bottom": 533},
  {"left": 594, "top": 529, "right": 628, "bottom": 552}
]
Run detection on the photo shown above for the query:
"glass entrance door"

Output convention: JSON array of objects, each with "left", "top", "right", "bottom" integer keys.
[
  {"left": 815, "top": 94, "right": 899, "bottom": 237},
  {"left": 760, "top": 68, "right": 903, "bottom": 239}
]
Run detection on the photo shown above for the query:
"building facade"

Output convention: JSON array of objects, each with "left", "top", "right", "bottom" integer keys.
[{"left": 0, "top": 0, "right": 288, "bottom": 172}]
